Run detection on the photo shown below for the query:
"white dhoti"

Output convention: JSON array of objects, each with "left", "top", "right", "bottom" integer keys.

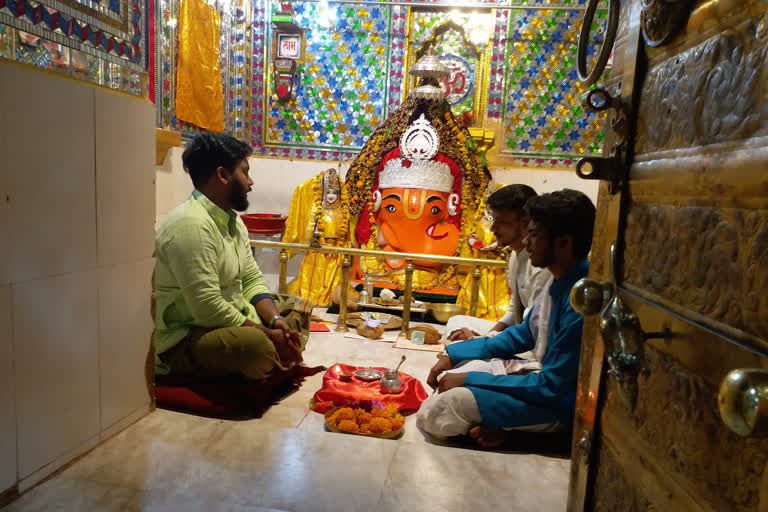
[
  {"left": 416, "top": 387, "right": 482, "bottom": 440},
  {"left": 417, "top": 387, "right": 563, "bottom": 439}
]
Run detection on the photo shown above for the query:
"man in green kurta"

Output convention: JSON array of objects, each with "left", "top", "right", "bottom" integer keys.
[{"left": 153, "top": 133, "right": 308, "bottom": 379}]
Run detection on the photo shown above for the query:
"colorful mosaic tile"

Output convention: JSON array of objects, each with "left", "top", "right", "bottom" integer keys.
[
  {"left": 261, "top": 1, "right": 392, "bottom": 152},
  {"left": 157, "top": 0, "right": 248, "bottom": 133},
  {"left": 3, "top": 23, "right": 141, "bottom": 93},
  {"left": 0, "top": 0, "right": 145, "bottom": 68},
  {"left": 500, "top": 2, "right": 608, "bottom": 158},
  {"left": 486, "top": 8, "right": 508, "bottom": 119},
  {"left": 0, "top": 0, "right": 146, "bottom": 97},
  {"left": 386, "top": 6, "right": 407, "bottom": 111},
  {"left": 408, "top": 11, "right": 493, "bottom": 119},
  {"left": 152, "top": 0, "right": 608, "bottom": 165},
  {"left": 250, "top": 0, "right": 267, "bottom": 148},
  {"left": 0, "top": 22, "right": 11, "bottom": 57}
]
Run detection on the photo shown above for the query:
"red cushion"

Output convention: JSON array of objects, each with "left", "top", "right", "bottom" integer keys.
[
  {"left": 310, "top": 323, "right": 331, "bottom": 332},
  {"left": 155, "top": 365, "right": 326, "bottom": 418}
]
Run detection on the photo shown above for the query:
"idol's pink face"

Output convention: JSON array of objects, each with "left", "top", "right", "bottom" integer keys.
[{"left": 376, "top": 187, "right": 460, "bottom": 269}]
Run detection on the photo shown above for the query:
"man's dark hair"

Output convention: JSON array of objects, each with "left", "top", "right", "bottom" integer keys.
[
  {"left": 486, "top": 184, "right": 538, "bottom": 215},
  {"left": 181, "top": 133, "right": 253, "bottom": 189},
  {"left": 524, "top": 189, "right": 596, "bottom": 259}
]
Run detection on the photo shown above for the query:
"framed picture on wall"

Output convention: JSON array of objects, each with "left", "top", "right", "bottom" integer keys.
[{"left": 276, "top": 33, "right": 302, "bottom": 60}]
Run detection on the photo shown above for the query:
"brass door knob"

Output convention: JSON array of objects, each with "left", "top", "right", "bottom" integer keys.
[
  {"left": 718, "top": 369, "right": 768, "bottom": 437},
  {"left": 576, "top": 431, "right": 592, "bottom": 457}
]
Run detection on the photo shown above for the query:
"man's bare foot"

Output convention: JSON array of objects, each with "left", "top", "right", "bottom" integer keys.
[{"left": 469, "top": 426, "right": 510, "bottom": 448}]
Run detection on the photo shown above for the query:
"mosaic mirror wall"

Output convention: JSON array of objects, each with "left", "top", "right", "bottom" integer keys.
[{"left": 152, "top": 0, "right": 610, "bottom": 166}]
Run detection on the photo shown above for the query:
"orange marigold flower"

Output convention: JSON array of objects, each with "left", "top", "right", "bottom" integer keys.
[
  {"left": 327, "top": 411, "right": 341, "bottom": 425},
  {"left": 391, "top": 417, "right": 404, "bottom": 430},
  {"left": 338, "top": 420, "right": 360, "bottom": 432},
  {"left": 356, "top": 411, "right": 373, "bottom": 424},
  {"left": 335, "top": 407, "right": 356, "bottom": 422},
  {"left": 371, "top": 407, "right": 388, "bottom": 418},
  {"left": 368, "top": 417, "right": 393, "bottom": 433},
  {"left": 356, "top": 180, "right": 364, "bottom": 188},
  {"left": 385, "top": 403, "right": 400, "bottom": 416},
  {"left": 352, "top": 195, "right": 359, "bottom": 202}
]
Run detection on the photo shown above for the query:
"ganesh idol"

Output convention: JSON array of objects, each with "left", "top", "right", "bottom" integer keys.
[
  {"left": 371, "top": 114, "right": 462, "bottom": 269},
  {"left": 349, "top": 103, "right": 489, "bottom": 293}
]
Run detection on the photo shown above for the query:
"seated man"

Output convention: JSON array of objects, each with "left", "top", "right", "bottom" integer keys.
[
  {"left": 417, "top": 189, "right": 596, "bottom": 447},
  {"left": 154, "top": 133, "right": 307, "bottom": 380},
  {"left": 446, "top": 184, "right": 552, "bottom": 341}
]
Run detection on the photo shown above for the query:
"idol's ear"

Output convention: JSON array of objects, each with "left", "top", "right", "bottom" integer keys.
[
  {"left": 372, "top": 190, "right": 382, "bottom": 213},
  {"left": 447, "top": 193, "right": 459, "bottom": 216}
]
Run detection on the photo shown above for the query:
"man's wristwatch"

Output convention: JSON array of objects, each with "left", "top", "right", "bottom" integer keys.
[{"left": 266, "top": 314, "right": 281, "bottom": 328}]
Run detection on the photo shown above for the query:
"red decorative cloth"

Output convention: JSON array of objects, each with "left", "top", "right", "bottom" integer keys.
[{"left": 311, "top": 363, "right": 429, "bottom": 414}]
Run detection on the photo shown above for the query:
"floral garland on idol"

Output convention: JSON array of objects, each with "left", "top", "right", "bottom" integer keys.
[{"left": 343, "top": 97, "right": 490, "bottom": 291}]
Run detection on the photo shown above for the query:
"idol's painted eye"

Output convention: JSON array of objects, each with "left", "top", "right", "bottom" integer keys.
[
  {"left": 431, "top": 206, "right": 441, "bottom": 215},
  {"left": 385, "top": 204, "right": 396, "bottom": 213}
]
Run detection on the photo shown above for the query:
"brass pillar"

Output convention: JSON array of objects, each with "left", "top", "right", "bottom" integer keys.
[
  {"left": 469, "top": 265, "right": 482, "bottom": 317},
  {"left": 279, "top": 249, "right": 288, "bottom": 295},
  {"left": 336, "top": 255, "right": 351, "bottom": 333},
  {"left": 400, "top": 261, "right": 415, "bottom": 337}
]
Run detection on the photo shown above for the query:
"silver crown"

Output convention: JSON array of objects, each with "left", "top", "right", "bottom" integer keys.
[{"left": 378, "top": 115, "right": 453, "bottom": 193}]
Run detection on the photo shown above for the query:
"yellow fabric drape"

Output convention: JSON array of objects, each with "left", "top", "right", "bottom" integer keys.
[
  {"left": 455, "top": 265, "right": 511, "bottom": 321},
  {"left": 282, "top": 178, "right": 317, "bottom": 247},
  {"left": 175, "top": 0, "right": 224, "bottom": 132},
  {"left": 284, "top": 173, "right": 351, "bottom": 306}
]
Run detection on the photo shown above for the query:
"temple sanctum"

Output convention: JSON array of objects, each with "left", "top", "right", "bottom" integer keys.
[{"left": 1, "top": 0, "right": 768, "bottom": 510}]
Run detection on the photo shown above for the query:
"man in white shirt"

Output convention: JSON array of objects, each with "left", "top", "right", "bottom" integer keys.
[{"left": 446, "top": 184, "right": 551, "bottom": 342}]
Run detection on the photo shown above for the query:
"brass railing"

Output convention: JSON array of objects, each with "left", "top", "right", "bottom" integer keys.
[{"left": 250, "top": 240, "right": 507, "bottom": 337}]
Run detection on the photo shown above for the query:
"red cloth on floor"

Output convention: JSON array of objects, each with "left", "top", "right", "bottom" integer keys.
[
  {"left": 310, "top": 323, "right": 331, "bottom": 332},
  {"left": 156, "top": 364, "right": 326, "bottom": 418},
  {"left": 311, "top": 363, "right": 428, "bottom": 414}
]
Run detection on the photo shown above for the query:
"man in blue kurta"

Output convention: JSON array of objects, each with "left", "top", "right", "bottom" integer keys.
[{"left": 417, "top": 189, "right": 596, "bottom": 448}]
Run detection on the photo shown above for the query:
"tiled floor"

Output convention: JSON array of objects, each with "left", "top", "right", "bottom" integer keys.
[{"left": 4, "top": 319, "right": 572, "bottom": 512}]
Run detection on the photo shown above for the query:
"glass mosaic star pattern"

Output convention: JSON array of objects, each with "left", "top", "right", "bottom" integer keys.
[
  {"left": 263, "top": 1, "right": 392, "bottom": 152},
  {"left": 153, "top": 0, "right": 608, "bottom": 165},
  {"left": 501, "top": 2, "right": 608, "bottom": 158},
  {"left": 408, "top": 11, "right": 491, "bottom": 118}
]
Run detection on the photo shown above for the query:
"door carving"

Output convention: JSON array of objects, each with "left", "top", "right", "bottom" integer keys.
[{"left": 567, "top": 0, "right": 768, "bottom": 510}]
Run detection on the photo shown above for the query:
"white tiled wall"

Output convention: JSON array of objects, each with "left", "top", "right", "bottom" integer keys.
[
  {"left": 12, "top": 271, "right": 101, "bottom": 478},
  {"left": 95, "top": 89, "right": 156, "bottom": 267},
  {"left": 0, "top": 62, "right": 154, "bottom": 492},
  {"left": 98, "top": 259, "right": 153, "bottom": 431},
  {"left": 0, "top": 66, "right": 97, "bottom": 284},
  {"left": 491, "top": 167, "right": 599, "bottom": 205},
  {"left": 0, "top": 284, "right": 16, "bottom": 492},
  {"left": 155, "top": 146, "right": 194, "bottom": 229}
]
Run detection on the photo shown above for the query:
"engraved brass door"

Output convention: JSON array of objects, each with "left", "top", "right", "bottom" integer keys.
[{"left": 567, "top": 0, "right": 768, "bottom": 510}]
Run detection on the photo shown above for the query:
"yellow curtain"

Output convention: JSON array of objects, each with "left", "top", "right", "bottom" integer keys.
[{"left": 175, "top": 0, "right": 224, "bottom": 132}]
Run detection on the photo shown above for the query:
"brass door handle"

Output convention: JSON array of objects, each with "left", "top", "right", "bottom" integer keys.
[
  {"left": 718, "top": 369, "right": 768, "bottom": 437},
  {"left": 570, "top": 242, "right": 671, "bottom": 409},
  {"left": 576, "top": 0, "right": 619, "bottom": 87}
]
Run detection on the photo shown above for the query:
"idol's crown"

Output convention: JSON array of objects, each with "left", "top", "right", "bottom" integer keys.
[{"left": 378, "top": 115, "right": 454, "bottom": 193}]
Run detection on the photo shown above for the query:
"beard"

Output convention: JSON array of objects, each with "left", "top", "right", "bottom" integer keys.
[{"left": 230, "top": 180, "right": 250, "bottom": 212}]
